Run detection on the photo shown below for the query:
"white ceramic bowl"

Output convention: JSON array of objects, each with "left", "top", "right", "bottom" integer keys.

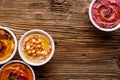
[
  {"left": 89, "top": 0, "right": 120, "bottom": 32},
  {"left": 0, "top": 26, "right": 17, "bottom": 65},
  {"left": 0, "top": 60, "right": 35, "bottom": 80},
  {"left": 18, "top": 29, "right": 55, "bottom": 66}
]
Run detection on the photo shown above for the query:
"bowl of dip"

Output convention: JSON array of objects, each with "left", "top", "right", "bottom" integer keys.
[
  {"left": 89, "top": 0, "right": 120, "bottom": 31},
  {"left": 0, "top": 60, "right": 35, "bottom": 80},
  {"left": 0, "top": 26, "right": 17, "bottom": 64},
  {"left": 18, "top": 29, "right": 55, "bottom": 66}
]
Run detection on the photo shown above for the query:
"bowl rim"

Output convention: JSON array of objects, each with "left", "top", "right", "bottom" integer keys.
[
  {"left": 0, "top": 60, "right": 35, "bottom": 80},
  {"left": 0, "top": 26, "right": 17, "bottom": 65},
  {"left": 89, "top": 0, "right": 120, "bottom": 32},
  {"left": 18, "top": 29, "right": 55, "bottom": 66}
]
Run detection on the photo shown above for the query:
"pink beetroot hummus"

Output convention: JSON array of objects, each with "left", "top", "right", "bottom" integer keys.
[{"left": 92, "top": 0, "right": 120, "bottom": 28}]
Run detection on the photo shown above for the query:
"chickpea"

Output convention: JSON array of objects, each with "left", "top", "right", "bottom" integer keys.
[
  {"left": 37, "top": 45, "right": 41, "bottom": 48},
  {"left": 27, "top": 50, "right": 32, "bottom": 54},
  {"left": 26, "top": 45, "right": 30, "bottom": 50},
  {"left": 34, "top": 35, "right": 39, "bottom": 39},
  {"left": 30, "top": 47, "right": 34, "bottom": 50},
  {"left": 32, "top": 39, "right": 36, "bottom": 43},
  {"left": 36, "top": 51, "right": 41, "bottom": 54},
  {"left": 30, "top": 43, "right": 33, "bottom": 46},
  {"left": 38, "top": 39, "right": 42, "bottom": 43},
  {"left": 33, "top": 53, "right": 37, "bottom": 57},
  {"left": 41, "top": 51, "right": 46, "bottom": 55},
  {"left": 36, "top": 41, "right": 39, "bottom": 44},
  {"left": 32, "top": 50, "right": 36, "bottom": 53}
]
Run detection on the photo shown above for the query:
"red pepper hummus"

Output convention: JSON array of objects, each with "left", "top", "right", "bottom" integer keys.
[
  {"left": 92, "top": 0, "right": 120, "bottom": 28},
  {"left": 0, "top": 62, "right": 34, "bottom": 80}
]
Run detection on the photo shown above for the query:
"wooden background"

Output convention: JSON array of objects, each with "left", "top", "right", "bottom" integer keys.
[{"left": 0, "top": 0, "right": 120, "bottom": 80}]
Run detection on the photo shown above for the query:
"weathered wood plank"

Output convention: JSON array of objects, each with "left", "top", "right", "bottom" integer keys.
[{"left": 0, "top": 0, "right": 120, "bottom": 80}]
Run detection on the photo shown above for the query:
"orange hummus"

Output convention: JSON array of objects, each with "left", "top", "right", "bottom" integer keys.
[{"left": 0, "top": 29, "right": 14, "bottom": 61}]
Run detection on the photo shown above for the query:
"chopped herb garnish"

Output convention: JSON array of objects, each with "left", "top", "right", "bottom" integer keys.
[
  {"left": 5, "top": 34, "right": 9, "bottom": 39},
  {"left": 7, "top": 77, "right": 11, "bottom": 80},
  {"left": 100, "top": 24, "right": 105, "bottom": 28},
  {"left": 10, "top": 38, "right": 12, "bottom": 40},
  {"left": 104, "top": 14, "right": 110, "bottom": 18}
]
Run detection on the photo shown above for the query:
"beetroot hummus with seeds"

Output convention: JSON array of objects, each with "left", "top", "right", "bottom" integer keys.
[{"left": 92, "top": 0, "right": 120, "bottom": 28}]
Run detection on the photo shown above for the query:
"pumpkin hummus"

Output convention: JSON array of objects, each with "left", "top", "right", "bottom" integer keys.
[{"left": 0, "top": 29, "right": 14, "bottom": 61}]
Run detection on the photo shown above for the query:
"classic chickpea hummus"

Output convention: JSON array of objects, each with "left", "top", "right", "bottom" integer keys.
[
  {"left": 92, "top": 0, "right": 120, "bottom": 28},
  {"left": 0, "top": 29, "right": 14, "bottom": 61},
  {"left": 22, "top": 33, "right": 52, "bottom": 63},
  {"left": 0, "top": 62, "right": 33, "bottom": 80}
]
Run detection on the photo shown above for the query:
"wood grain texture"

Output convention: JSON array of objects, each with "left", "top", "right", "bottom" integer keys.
[{"left": 0, "top": 0, "right": 120, "bottom": 80}]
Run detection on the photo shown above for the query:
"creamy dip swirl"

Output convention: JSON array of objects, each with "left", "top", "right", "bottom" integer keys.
[{"left": 92, "top": 0, "right": 120, "bottom": 28}]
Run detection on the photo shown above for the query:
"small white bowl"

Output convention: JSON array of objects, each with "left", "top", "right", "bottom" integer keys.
[
  {"left": 89, "top": 0, "right": 120, "bottom": 32},
  {"left": 0, "top": 60, "right": 35, "bottom": 80},
  {"left": 18, "top": 29, "right": 55, "bottom": 66},
  {"left": 0, "top": 26, "right": 17, "bottom": 65}
]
